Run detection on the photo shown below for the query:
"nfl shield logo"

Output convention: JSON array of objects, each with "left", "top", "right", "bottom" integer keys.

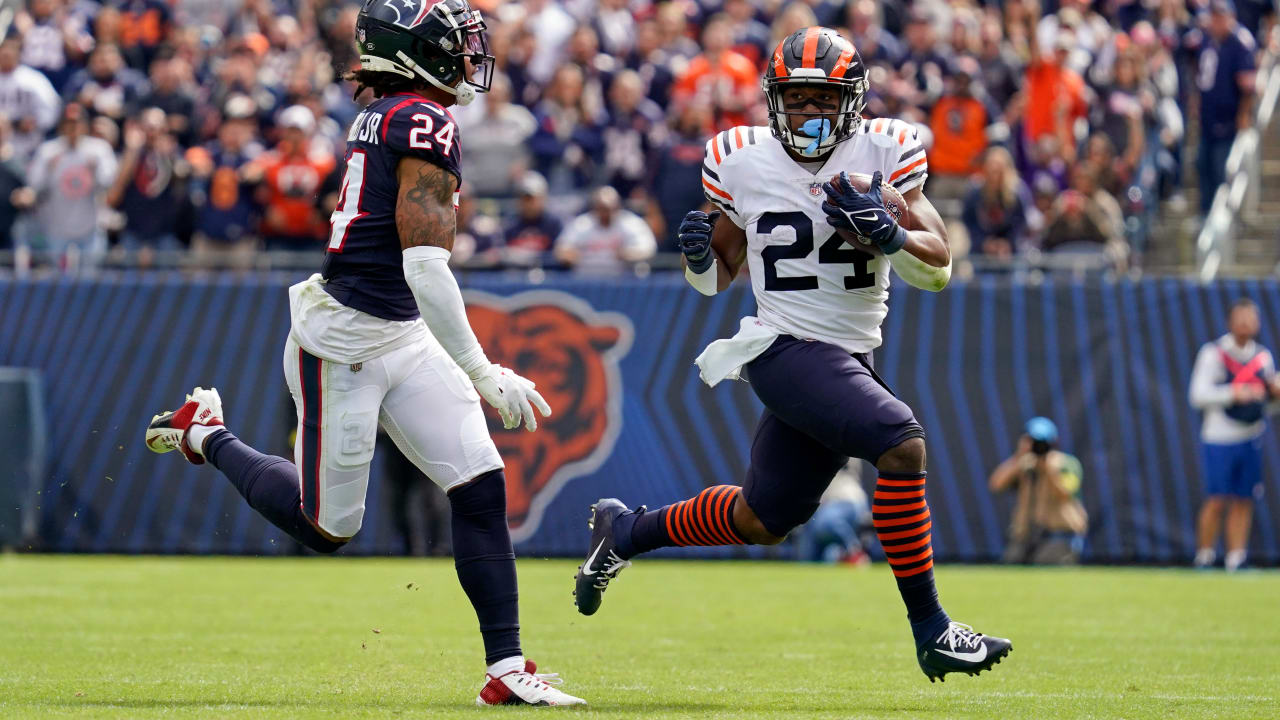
[{"left": 809, "top": 182, "right": 823, "bottom": 197}]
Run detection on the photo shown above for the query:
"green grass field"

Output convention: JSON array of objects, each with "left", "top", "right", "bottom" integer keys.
[{"left": 1, "top": 556, "right": 1276, "bottom": 719}]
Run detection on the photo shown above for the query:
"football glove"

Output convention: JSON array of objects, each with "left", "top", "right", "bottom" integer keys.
[
  {"left": 471, "top": 364, "right": 552, "bottom": 432},
  {"left": 678, "top": 210, "right": 720, "bottom": 273},
  {"left": 821, "top": 170, "right": 908, "bottom": 255}
]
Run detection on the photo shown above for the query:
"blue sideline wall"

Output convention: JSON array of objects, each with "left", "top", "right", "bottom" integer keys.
[{"left": 0, "top": 272, "right": 1276, "bottom": 564}]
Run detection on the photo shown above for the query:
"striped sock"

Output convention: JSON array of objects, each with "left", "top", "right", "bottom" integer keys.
[
  {"left": 872, "top": 471, "right": 944, "bottom": 626},
  {"left": 622, "top": 485, "right": 746, "bottom": 557}
]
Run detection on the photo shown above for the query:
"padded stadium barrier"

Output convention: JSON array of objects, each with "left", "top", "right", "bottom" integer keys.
[{"left": 1, "top": 272, "right": 1277, "bottom": 565}]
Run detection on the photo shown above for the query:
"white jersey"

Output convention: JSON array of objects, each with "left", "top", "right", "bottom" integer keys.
[{"left": 701, "top": 118, "right": 929, "bottom": 355}]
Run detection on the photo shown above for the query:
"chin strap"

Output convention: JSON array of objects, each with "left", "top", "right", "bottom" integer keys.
[{"left": 395, "top": 50, "right": 476, "bottom": 105}]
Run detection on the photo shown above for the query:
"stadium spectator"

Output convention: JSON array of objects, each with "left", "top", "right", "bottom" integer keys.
[
  {"left": 901, "top": 8, "right": 949, "bottom": 106},
  {"left": 135, "top": 53, "right": 197, "bottom": 147},
  {"left": 11, "top": 0, "right": 94, "bottom": 92},
  {"left": 502, "top": 171, "right": 563, "bottom": 268},
  {"left": 63, "top": 43, "right": 148, "bottom": 125},
  {"left": 846, "top": 0, "right": 905, "bottom": 68},
  {"left": 107, "top": 107, "right": 189, "bottom": 265},
  {"left": 458, "top": 73, "right": 536, "bottom": 198},
  {"left": 529, "top": 63, "right": 606, "bottom": 193},
  {"left": 602, "top": 70, "right": 665, "bottom": 199},
  {"left": 624, "top": 19, "right": 677, "bottom": 108},
  {"left": 1186, "top": 0, "right": 1257, "bottom": 216},
  {"left": 12, "top": 103, "right": 117, "bottom": 268},
  {"left": 1189, "top": 299, "right": 1278, "bottom": 571},
  {"left": 673, "top": 14, "right": 758, "bottom": 131},
  {"left": 594, "top": 0, "right": 637, "bottom": 58},
  {"left": 723, "top": 0, "right": 771, "bottom": 67},
  {"left": 0, "top": 117, "right": 26, "bottom": 247},
  {"left": 651, "top": 99, "right": 713, "bottom": 251},
  {"left": 451, "top": 182, "right": 504, "bottom": 268},
  {"left": 927, "top": 56, "right": 997, "bottom": 203},
  {"left": 962, "top": 147, "right": 1036, "bottom": 259},
  {"left": 0, "top": 34, "right": 61, "bottom": 164},
  {"left": 255, "top": 104, "right": 334, "bottom": 251},
  {"left": 555, "top": 185, "right": 656, "bottom": 274},
  {"left": 1022, "top": 27, "right": 1088, "bottom": 147},
  {"left": 655, "top": 2, "right": 701, "bottom": 62},
  {"left": 975, "top": 15, "right": 1023, "bottom": 109},
  {"left": 523, "top": 0, "right": 577, "bottom": 86},
  {"left": 185, "top": 98, "right": 263, "bottom": 268},
  {"left": 564, "top": 25, "right": 615, "bottom": 124},
  {"left": 989, "top": 417, "right": 1088, "bottom": 565},
  {"left": 115, "top": 0, "right": 174, "bottom": 70}
]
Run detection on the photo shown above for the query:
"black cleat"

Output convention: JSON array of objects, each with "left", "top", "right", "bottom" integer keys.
[
  {"left": 573, "top": 499, "right": 633, "bottom": 616},
  {"left": 917, "top": 622, "right": 1012, "bottom": 683}
]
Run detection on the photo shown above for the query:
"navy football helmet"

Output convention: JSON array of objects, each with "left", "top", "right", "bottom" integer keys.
[
  {"left": 762, "top": 27, "right": 868, "bottom": 156},
  {"left": 355, "top": 0, "right": 494, "bottom": 105}
]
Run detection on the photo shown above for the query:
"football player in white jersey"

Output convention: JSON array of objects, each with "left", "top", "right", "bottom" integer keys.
[{"left": 574, "top": 27, "right": 1011, "bottom": 682}]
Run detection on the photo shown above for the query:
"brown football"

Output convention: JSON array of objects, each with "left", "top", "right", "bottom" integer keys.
[
  {"left": 827, "top": 173, "right": 913, "bottom": 256},
  {"left": 836, "top": 172, "right": 912, "bottom": 228}
]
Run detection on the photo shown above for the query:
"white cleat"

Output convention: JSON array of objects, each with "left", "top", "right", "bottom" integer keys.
[
  {"left": 475, "top": 660, "right": 587, "bottom": 706},
  {"left": 144, "top": 387, "right": 224, "bottom": 465}
]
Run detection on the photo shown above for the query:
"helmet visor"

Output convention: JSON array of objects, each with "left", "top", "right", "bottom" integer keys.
[{"left": 458, "top": 11, "right": 493, "bottom": 93}]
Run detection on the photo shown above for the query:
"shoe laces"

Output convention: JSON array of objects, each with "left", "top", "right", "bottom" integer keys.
[
  {"left": 938, "top": 622, "right": 984, "bottom": 652},
  {"left": 592, "top": 550, "right": 631, "bottom": 590},
  {"left": 509, "top": 671, "right": 557, "bottom": 692}
]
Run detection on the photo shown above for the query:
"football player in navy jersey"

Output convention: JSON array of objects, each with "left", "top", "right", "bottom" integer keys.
[{"left": 144, "top": 0, "right": 585, "bottom": 706}]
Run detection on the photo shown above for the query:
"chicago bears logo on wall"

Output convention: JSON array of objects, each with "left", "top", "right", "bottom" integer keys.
[{"left": 464, "top": 290, "right": 633, "bottom": 542}]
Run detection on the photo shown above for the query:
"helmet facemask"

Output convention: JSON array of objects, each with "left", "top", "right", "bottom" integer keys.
[{"left": 764, "top": 75, "right": 867, "bottom": 158}]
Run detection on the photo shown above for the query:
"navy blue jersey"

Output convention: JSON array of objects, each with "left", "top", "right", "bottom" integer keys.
[{"left": 322, "top": 92, "right": 462, "bottom": 321}]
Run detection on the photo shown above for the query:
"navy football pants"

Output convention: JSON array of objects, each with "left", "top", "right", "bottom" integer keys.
[{"left": 742, "top": 335, "right": 925, "bottom": 537}]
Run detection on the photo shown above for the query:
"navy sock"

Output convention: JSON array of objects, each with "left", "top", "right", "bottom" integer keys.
[
  {"left": 449, "top": 470, "right": 522, "bottom": 665},
  {"left": 204, "top": 430, "right": 344, "bottom": 554},
  {"left": 617, "top": 486, "right": 747, "bottom": 559}
]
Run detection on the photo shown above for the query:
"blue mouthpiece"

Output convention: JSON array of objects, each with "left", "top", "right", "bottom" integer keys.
[{"left": 800, "top": 118, "right": 832, "bottom": 154}]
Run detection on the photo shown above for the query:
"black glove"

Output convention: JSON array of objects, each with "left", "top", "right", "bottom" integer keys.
[
  {"left": 678, "top": 210, "right": 720, "bottom": 273},
  {"left": 821, "top": 170, "right": 908, "bottom": 254}
]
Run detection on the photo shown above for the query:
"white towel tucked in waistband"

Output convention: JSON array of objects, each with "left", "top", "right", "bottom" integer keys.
[{"left": 694, "top": 316, "right": 781, "bottom": 387}]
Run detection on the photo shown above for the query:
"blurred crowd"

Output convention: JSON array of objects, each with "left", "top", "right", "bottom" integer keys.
[{"left": 0, "top": 0, "right": 1274, "bottom": 273}]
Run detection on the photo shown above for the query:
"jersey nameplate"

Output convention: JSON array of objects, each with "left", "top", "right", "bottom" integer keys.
[{"left": 348, "top": 110, "right": 385, "bottom": 144}]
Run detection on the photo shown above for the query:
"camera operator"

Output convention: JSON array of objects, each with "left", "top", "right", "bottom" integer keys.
[{"left": 988, "top": 417, "right": 1089, "bottom": 565}]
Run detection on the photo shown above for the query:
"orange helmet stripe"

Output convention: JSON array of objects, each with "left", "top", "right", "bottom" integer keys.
[
  {"left": 829, "top": 48, "right": 854, "bottom": 79},
  {"left": 801, "top": 26, "right": 820, "bottom": 68},
  {"left": 771, "top": 40, "right": 787, "bottom": 78}
]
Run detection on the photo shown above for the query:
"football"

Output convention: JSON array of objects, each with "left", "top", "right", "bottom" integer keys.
[{"left": 837, "top": 172, "right": 911, "bottom": 228}]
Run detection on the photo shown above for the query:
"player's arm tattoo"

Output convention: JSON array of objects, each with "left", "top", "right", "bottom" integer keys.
[{"left": 396, "top": 157, "right": 458, "bottom": 252}]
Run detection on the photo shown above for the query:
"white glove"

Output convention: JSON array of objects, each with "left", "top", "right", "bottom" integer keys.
[{"left": 471, "top": 364, "right": 552, "bottom": 432}]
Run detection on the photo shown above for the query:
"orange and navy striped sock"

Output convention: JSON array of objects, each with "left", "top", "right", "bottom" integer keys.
[
  {"left": 619, "top": 485, "right": 747, "bottom": 558},
  {"left": 873, "top": 471, "right": 944, "bottom": 626}
]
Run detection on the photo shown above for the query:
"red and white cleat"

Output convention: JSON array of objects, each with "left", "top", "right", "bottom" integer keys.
[
  {"left": 144, "top": 387, "right": 224, "bottom": 465},
  {"left": 475, "top": 660, "right": 587, "bottom": 706}
]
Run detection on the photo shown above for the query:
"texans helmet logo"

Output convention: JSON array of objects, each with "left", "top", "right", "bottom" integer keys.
[{"left": 465, "top": 290, "right": 634, "bottom": 542}]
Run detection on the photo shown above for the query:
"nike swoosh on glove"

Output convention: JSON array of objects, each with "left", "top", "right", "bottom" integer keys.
[
  {"left": 678, "top": 210, "right": 720, "bottom": 273},
  {"left": 821, "top": 170, "right": 908, "bottom": 254},
  {"left": 471, "top": 364, "right": 552, "bottom": 432}
]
